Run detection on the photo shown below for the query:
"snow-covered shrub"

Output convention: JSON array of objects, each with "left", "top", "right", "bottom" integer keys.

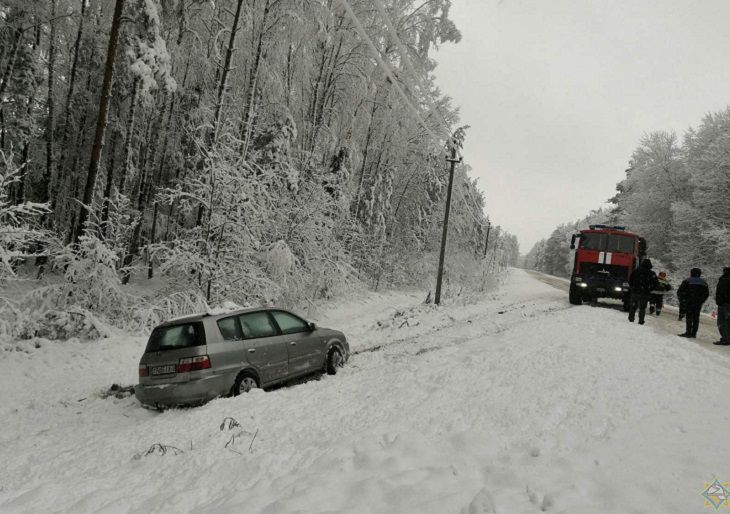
[
  {"left": 16, "top": 309, "right": 102, "bottom": 341},
  {"left": 55, "top": 233, "right": 130, "bottom": 316},
  {"left": 0, "top": 150, "right": 54, "bottom": 282}
]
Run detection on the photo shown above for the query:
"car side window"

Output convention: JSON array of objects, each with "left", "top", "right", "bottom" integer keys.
[
  {"left": 239, "top": 311, "right": 279, "bottom": 339},
  {"left": 217, "top": 316, "right": 242, "bottom": 341},
  {"left": 271, "top": 311, "right": 309, "bottom": 335}
]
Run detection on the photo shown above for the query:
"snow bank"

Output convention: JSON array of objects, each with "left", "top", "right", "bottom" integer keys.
[{"left": 1, "top": 270, "right": 729, "bottom": 513}]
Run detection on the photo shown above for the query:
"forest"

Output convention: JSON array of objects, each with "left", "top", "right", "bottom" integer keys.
[
  {"left": 0, "top": 0, "right": 518, "bottom": 340},
  {"left": 526, "top": 106, "right": 730, "bottom": 295}
]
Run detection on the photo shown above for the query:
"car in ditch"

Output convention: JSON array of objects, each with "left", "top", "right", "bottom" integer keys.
[{"left": 135, "top": 307, "right": 349, "bottom": 408}]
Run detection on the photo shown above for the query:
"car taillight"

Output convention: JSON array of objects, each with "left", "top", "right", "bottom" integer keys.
[
  {"left": 139, "top": 365, "right": 149, "bottom": 378},
  {"left": 178, "top": 355, "right": 211, "bottom": 373}
]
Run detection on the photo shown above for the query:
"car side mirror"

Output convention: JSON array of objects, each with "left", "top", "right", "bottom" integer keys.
[{"left": 308, "top": 322, "right": 317, "bottom": 332}]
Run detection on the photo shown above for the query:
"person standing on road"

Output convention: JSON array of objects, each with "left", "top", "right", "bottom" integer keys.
[
  {"left": 628, "top": 258, "right": 658, "bottom": 325},
  {"left": 714, "top": 267, "right": 730, "bottom": 346},
  {"left": 649, "top": 271, "right": 672, "bottom": 316},
  {"left": 677, "top": 268, "right": 710, "bottom": 339}
]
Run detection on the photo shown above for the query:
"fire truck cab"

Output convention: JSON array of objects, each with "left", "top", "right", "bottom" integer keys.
[{"left": 569, "top": 225, "right": 646, "bottom": 310}]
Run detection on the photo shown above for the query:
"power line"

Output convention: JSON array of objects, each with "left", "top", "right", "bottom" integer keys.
[
  {"left": 369, "top": 0, "right": 489, "bottom": 230},
  {"left": 337, "top": 0, "right": 444, "bottom": 146},
  {"left": 339, "top": 0, "right": 493, "bottom": 258}
]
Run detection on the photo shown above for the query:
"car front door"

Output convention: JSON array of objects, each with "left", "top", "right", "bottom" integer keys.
[
  {"left": 238, "top": 311, "right": 288, "bottom": 384},
  {"left": 270, "top": 310, "right": 323, "bottom": 374}
]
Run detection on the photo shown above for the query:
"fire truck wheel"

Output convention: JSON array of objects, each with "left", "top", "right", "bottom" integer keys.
[{"left": 569, "top": 285, "right": 583, "bottom": 305}]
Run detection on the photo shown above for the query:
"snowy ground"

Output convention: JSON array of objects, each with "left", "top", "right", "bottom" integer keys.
[
  {"left": 527, "top": 269, "right": 724, "bottom": 354},
  {"left": 1, "top": 269, "right": 730, "bottom": 513}
]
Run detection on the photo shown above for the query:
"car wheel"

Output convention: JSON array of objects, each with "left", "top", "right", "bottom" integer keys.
[
  {"left": 326, "top": 347, "right": 344, "bottom": 375},
  {"left": 233, "top": 371, "right": 260, "bottom": 396}
]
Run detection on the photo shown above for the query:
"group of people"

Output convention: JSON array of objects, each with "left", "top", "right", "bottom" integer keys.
[{"left": 627, "top": 259, "right": 730, "bottom": 345}]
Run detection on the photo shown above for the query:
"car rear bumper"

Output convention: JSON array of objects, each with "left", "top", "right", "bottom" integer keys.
[{"left": 135, "top": 373, "right": 232, "bottom": 408}]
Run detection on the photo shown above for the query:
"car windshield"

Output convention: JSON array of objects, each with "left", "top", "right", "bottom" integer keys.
[
  {"left": 580, "top": 233, "right": 634, "bottom": 253},
  {"left": 146, "top": 322, "right": 205, "bottom": 352}
]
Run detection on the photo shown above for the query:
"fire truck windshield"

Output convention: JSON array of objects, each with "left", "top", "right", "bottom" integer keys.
[{"left": 580, "top": 233, "right": 635, "bottom": 253}]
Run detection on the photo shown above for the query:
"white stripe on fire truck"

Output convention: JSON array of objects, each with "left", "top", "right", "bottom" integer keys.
[
  {"left": 599, "top": 251, "right": 605, "bottom": 263},
  {"left": 606, "top": 252, "right": 612, "bottom": 265}
]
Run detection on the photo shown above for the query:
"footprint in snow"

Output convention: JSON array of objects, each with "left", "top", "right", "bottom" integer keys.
[
  {"left": 527, "top": 486, "right": 554, "bottom": 512},
  {"left": 464, "top": 487, "right": 496, "bottom": 514}
]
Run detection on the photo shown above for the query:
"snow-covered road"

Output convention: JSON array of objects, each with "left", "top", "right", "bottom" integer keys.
[{"left": 2, "top": 269, "right": 730, "bottom": 513}]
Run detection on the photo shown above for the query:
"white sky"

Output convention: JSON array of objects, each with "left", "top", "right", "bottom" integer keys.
[{"left": 432, "top": 0, "right": 730, "bottom": 252}]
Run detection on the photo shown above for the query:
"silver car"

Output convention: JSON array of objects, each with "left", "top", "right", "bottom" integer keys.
[{"left": 135, "top": 308, "right": 349, "bottom": 408}]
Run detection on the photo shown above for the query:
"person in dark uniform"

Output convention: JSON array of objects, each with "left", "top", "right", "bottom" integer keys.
[
  {"left": 628, "top": 259, "right": 658, "bottom": 325},
  {"left": 714, "top": 267, "right": 730, "bottom": 346},
  {"left": 649, "top": 271, "right": 672, "bottom": 316},
  {"left": 677, "top": 268, "right": 710, "bottom": 339}
]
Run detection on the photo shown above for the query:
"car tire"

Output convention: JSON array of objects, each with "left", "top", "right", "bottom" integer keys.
[
  {"left": 233, "top": 370, "right": 260, "bottom": 396},
  {"left": 569, "top": 285, "right": 582, "bottom": 305},
  {"left": 326, "top": 347, "right": 344, "bottom": 375}
]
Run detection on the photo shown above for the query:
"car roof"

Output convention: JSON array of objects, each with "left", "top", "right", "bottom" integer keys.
[{"left": 157, "top": 306, "right": 293, "bottom": 327}]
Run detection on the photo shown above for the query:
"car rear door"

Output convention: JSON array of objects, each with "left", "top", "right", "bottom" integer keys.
[
  {"left": 238, "top": 311, "right": 288, "bottom": 384},
  {"left": 139, "top": 322, "right": 208, "bottom": 385},
  {"left": 270, "top": 310, "right": 323, "bottom": 374}
]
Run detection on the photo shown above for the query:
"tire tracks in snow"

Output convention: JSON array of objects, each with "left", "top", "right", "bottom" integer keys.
[{"left": 350, "top": 296, "right": 571, "bottom": 361}]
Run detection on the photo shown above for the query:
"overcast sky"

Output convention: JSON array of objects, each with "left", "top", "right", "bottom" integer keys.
[{"left": 433, "top": 0, "right": 730, "bottom": 252}]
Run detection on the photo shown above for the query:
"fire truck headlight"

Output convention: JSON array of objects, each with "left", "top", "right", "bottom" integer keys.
[
  {"left": 579, "top": 283, "right": 588, "bottom": 288},
  {"left": 614, "top": 287, "right": 622, "bottom": 292}
]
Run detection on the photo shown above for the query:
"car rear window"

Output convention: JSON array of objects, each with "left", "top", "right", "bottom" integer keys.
[{"left": 146, "top": 322, "right": 206, "bottom": 352}]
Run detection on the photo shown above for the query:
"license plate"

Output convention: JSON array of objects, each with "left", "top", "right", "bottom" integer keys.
[
  {"left": 596, "top": 288, "right": 606, "bottom": 293},
  {"left": 151, "top": 364, "right": 176, "bottom": 376}
]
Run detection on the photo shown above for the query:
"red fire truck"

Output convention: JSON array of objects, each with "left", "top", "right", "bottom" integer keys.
[{"left": 569, "top": 225, "right": 647, "bottom": 310}]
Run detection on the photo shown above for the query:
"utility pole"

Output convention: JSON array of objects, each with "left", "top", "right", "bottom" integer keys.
[
  {"left": 482, "top": 221, "right": 491, "bottom": 258},
  {"left": 434, "top": 145, "right": 462, "bottom": 305}
]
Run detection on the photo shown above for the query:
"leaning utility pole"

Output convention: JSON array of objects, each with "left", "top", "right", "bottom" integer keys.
[
  {"left": 434, "top": 145, "right": 462, "bottom": 305},
  {"left": 482, "top": 221, "right": 492, "bottom": 258}
]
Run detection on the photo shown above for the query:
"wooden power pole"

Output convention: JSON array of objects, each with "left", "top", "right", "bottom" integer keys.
[
  {"left": 434, "top": 145, "right": 462, "bottom": 305},
  {"left": 482, "top": 222, "right": 491, "bottom": 258}
]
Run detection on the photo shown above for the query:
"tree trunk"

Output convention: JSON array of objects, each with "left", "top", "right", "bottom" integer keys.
[
  {"left": 119, "top": 78, "right": 139, "bottom": 195},
  {"left": 43, "top": 0, "right": 58, "bottom": 205},
  {"left": 0, "top": 26, "right": 23, "bottom": 111},
  {"left": 17, "top": 23, "right": 41, "bottom": 204},
  {"left": 212, "top": 0, "right": 244, "bottom": 141},
  {"left": 73, "top": 0, "right": 125, "bottom": 244},
  {"left": 147, "top": 202, "right": 158, "bottom": 279},
  {"left": 353, "top": 98, "right": 378, "bottom": 215},
  {"left": 240, "top": 0, "right": 270, "bottom": 159},
  {"left": 100, "top": 128, "right": 119, "bottom": 235},
  {"left": 56, "top": 0, "right": 86, "bottom": 198}
]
